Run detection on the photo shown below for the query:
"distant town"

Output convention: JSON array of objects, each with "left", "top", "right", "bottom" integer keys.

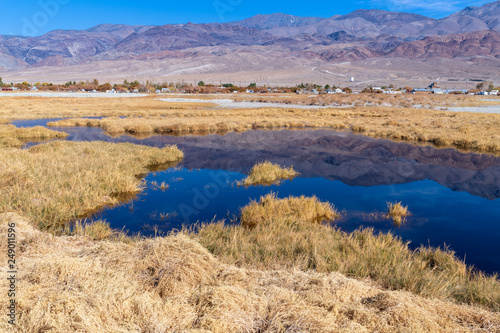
[{"left": 0, "top": 78, "right": 499, "bottom": 96}]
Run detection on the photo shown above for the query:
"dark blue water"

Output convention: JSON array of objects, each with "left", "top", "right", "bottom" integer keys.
[{"left": 11, "top": 118, "right": 500, "bottom": 274}]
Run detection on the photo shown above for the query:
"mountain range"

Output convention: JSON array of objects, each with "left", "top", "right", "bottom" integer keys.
[{"left": 1, "top": 1, "right": 499, "bottom": 85}]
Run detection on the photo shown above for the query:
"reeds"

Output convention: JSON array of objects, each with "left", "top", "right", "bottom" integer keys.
[{"left": 239, "top": 161, "right": 299, "bottom": 186}]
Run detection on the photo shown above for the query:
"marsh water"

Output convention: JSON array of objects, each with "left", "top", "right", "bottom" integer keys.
[{"left": 13, "top": 119, "right": 500, "bottom": 274}]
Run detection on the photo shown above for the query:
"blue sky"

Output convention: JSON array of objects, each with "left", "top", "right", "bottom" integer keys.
[{"left": 0, "top": 0, "right": 494, "bottom": 36}]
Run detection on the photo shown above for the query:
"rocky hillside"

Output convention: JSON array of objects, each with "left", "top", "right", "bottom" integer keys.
[{"left": 0, "top": 1, "right": 499, "bottom": 78}]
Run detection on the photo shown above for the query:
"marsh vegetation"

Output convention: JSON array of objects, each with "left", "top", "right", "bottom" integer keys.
[
  {"left": 1, "top": 94, "right": 500, "bottom": 332},
  {"left": 195, "top": 195, "right": 499, "bottom": 311}
]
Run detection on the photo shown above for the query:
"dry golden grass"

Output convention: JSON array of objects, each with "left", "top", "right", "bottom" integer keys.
[
  {"left": 194, "top": 196, "right": 500, "bottom": 311},
  {"left": 1, "top": 212, "right": 499, "bottom": 332},
  {"left": 240, "top": 193, "right": 339, "bottom": 227},
  {"left": 386, "top": 201, "right": 411, "bottom": 226},
  {"left": 0, "top": 95, "right": 216, "bottom": 122},
  {"left": 239, "top": 161, "right": 299, "bottom": 186},
  {"left": 0, "top": 141, "right": 183, "bottom": 232},
  {"left": 0, "top": 124, "right": 68, "bottom": 147}
]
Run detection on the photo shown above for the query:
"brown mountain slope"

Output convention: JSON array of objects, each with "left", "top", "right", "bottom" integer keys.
[{"left": 389, "top": 30, "right": 500, "bottom": 59}]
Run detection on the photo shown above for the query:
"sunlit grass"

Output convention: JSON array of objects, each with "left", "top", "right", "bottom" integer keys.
[
  {"left": 240, "top": 193, "right": 339, "bottom": 227},
  {"left": 191, "top": 196, "right": 500, "bottom": 311},
  {"left": 0, "top": 124, "right": 68, "bottom": 147},
  {"left": 46, "top": 104, "right": 500, "bottom": 154},
  {"left": 239, "top": 161, "right": 299, "bottom": 186},
  {"left": 386, "top": 201, "right": 410, "bottom": 226}
]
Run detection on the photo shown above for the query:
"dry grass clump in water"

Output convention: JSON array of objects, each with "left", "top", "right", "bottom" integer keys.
[
  {"left": 195, "top": 197, "right": 500, "bottom": 311},
  {"left": 1, "top": 213, "right": 499, "bottom": 332},
  {"left": 386, "top": 201, "right": 410, "bottom": 225},
  {"left": 0, "top": 124, "right": 68, "bottom": 147},
  {"left": 239, "top": 161, "right": 299, "bottom": 186},
  {"left": 241, "top": 193, "right": 339, "bottom": 227},
  {"left": 0, "top": 141, "right": 183, "bottom": 232}
]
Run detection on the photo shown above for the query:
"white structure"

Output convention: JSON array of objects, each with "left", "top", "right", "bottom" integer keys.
[{"left": 350, "top": 77, "right": 355, "bottom": 82}]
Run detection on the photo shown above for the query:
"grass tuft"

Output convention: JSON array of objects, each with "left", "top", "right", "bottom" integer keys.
[
  {"left": 72, "top": 220, "right": 117, "bottom": 241},
  {"left": 386, "top": 201, "right": 410, "bottom": 226},
  {"left": 239, "top": 161, "right": 299, "bottom": 186},
  {"left": 240, "top": 193, "right": 339, "bottom": 227}
]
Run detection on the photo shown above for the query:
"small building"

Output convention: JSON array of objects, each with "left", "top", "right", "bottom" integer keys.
[{"left": 326, "top": 88, "right": 344, "bottom": 94}]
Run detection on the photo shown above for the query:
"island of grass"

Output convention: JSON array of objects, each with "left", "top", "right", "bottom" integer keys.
[
  {"left": 0, "top": 124, "right": 68, "bottom": 147},
  {"left": 240, "top": 193, "right": 339, "bottom": 227},
  {"left": 239, "top": 161, "right": 299, "bottom": 187}
]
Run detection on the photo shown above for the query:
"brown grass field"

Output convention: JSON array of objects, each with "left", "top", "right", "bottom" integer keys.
[
  {"left": 1, "top": 94, "right": 500, "bottom": 331},
  {"left": 194, "top": 194, "right": 500, "bottom": 311}
]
